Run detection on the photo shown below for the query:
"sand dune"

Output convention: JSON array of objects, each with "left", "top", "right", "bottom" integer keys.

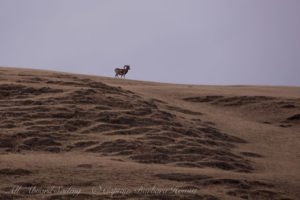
[{"left": 0, "top": 67, "right": 299, "bottom": 200}]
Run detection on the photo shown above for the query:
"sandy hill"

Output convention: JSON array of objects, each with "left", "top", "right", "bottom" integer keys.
[{"left": 0, "top": 67, "right": 299, "bottom": 200}]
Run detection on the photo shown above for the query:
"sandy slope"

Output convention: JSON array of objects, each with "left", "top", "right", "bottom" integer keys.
[{"left": 0, "top": 66, "right": 299, "bottom": 200}]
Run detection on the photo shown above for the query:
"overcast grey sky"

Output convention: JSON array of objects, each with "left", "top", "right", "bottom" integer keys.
[{"left": 0, "top": 0, "right": 299, "bottom": 86}]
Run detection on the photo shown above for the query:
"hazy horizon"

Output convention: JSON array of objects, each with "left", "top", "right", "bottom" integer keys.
[{"left": 1, "top": 0, "right": 299, "bottom": 86}]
